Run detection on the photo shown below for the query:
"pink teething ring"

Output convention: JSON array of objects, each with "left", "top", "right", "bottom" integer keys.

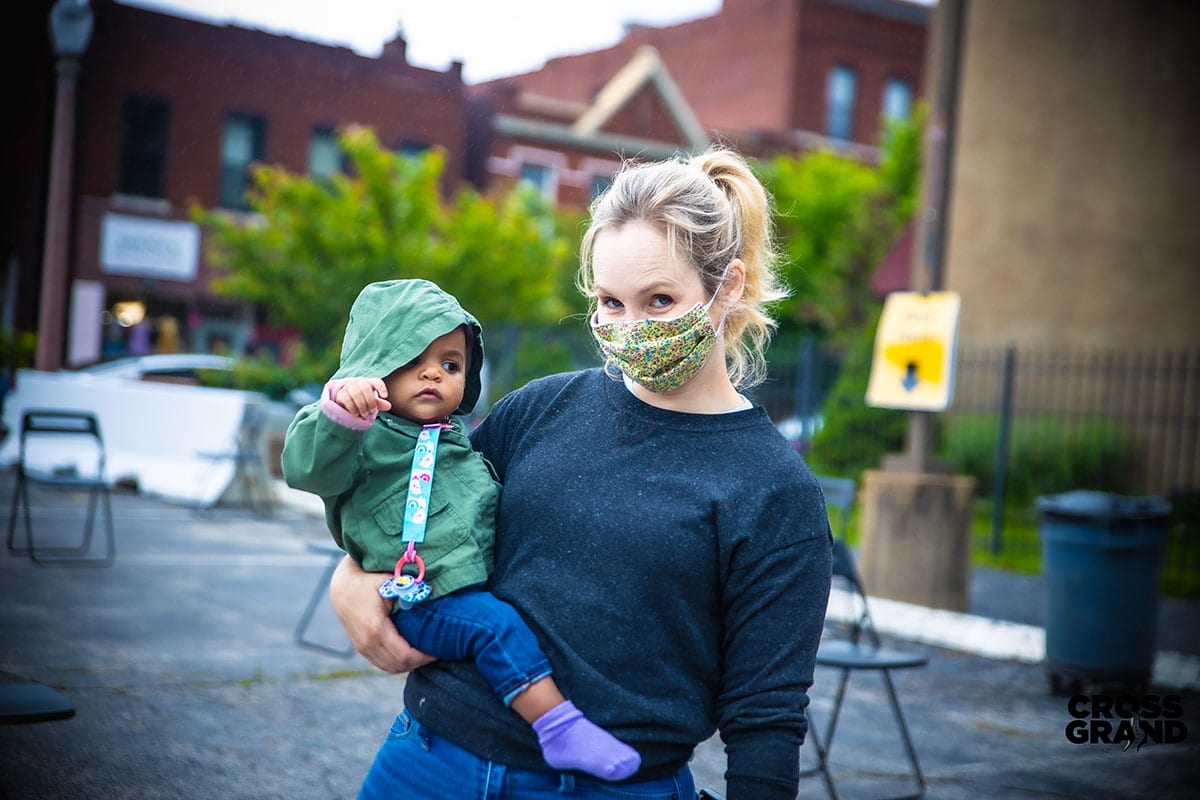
[{"left": 396, "top": 550, "right": 425, "bottom": 584}]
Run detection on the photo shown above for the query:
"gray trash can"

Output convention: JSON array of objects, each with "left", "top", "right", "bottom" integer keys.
[{"left": 1037, "top": 490, "right": 1172, "bottom": 694}]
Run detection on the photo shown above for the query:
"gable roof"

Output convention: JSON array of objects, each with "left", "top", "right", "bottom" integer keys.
[
  {"left": 490, "top": 46, "right": 709, "bottom": 158},
  {"left": 572, "top": 47, "right": 709, "bottom": 150}
]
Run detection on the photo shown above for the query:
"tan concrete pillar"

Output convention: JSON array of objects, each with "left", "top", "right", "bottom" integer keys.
[{"left": 857, "top": 469, "right": 977, "bottom": 612}]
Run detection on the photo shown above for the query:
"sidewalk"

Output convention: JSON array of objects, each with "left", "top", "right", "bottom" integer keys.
[{"left": 1, "top": 478, "right": 1197, "bottom": 799}]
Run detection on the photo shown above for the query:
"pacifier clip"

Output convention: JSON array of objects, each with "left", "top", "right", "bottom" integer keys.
[{"left": 378, "top": 423, "right": 448, "bottom": 608}]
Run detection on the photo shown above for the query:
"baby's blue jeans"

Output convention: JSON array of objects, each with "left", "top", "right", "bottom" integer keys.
[{"left": 392, "top": 585, "right": 552, "bottom": 705}]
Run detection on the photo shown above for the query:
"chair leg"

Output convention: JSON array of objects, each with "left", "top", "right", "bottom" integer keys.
[
  {"left": 805, "top": 669, "right": 926, "bottom": 800},
  {"left": 802, "top": 711, "right": 841, "bottom": 800},
  {"left": 294, "top": 556, "right": 354, "bottom": 657},
  {"left": 881, "top": 671, "right": 927, "bottom": 799},
  {"left": 821, "top": 668, "right": 852, "bottom": 762},
  {"left": 6, "top": 474, "right": 23, "bottom": 553},
  {"left": 100, "top": 488, "right": 116, "bottom": 566},
  {"left": 19, "top": 484, "right": 116, "bottom": 567}
]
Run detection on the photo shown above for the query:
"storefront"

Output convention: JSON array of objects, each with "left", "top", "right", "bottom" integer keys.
[{"left": 67, "top": 206, "right": 256, "bottom": 367}]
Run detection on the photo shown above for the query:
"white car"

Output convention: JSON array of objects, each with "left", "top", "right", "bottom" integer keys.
[{"left": 73, "top": 354, "right": 234, "bottom": 384}]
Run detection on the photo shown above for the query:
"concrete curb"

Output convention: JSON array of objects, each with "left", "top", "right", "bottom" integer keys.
[{"left": 828, "top": 587, "right": 1200, "bottom": 692}]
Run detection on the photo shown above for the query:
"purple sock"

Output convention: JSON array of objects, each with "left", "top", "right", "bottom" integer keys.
[{"left": 531, "top": 700, "right": 641, "bottom": 781}]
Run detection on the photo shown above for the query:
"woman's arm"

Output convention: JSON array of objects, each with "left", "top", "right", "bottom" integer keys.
[
  {"left": 329, "top": 555, "right": 436, "bottom": 673},
  {"left": 718, "top": 478, "right": 833, "bottom": 800}
]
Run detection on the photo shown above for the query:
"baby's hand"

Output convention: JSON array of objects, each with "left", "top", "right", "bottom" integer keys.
[{"left": 335, "top": 377, "right": 391, "bottom": 418}]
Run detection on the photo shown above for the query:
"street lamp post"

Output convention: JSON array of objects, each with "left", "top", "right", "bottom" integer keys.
[{"left": 35, "top": 0, "right": 93, "bottom": 371}]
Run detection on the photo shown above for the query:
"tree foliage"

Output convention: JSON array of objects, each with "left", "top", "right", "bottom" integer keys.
[
  {"left": 194, "top": 127, "right": 576, "bottom": 365},
  {"left": 757, "top": 106, "right": 925, "bottom": 342}
]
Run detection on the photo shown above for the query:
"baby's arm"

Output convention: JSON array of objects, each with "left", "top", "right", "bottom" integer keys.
[{"left": 280, "top": 378, "right": 385, "bottom": 497}]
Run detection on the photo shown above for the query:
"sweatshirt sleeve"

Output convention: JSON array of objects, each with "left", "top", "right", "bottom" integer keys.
[
  {"left": 279, "top": 380, "right": 372, "bottom": 499},
  {"left": 717, "top": 474, "right": 833, "bottom": 799}
]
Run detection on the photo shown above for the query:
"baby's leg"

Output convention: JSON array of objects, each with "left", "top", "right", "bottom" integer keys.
[
  {"left": 393, "top": 588, "right": 640, "bottom": 781},
  {"left": 511, "top": 678, "right": 641, "bottom": 781}
]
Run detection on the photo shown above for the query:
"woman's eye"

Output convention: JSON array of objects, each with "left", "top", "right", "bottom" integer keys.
[
  {"left": 599, "top": 296, "right": 622, "bottom": 309},
  {"left": 650, "top": 295, "right": 673, "bottom": 308}
]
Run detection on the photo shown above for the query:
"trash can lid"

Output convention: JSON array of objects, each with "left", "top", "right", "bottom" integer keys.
[{"left": 1036, "top": 490, "right": 1172, "bottom": 522}]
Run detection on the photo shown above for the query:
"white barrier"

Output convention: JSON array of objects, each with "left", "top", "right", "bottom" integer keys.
[{"left": 1, "top": 369, "right": 257, "bottom": 506}]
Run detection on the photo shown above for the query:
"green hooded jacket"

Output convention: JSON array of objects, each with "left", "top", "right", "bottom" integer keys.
[{"left": 281, "top": 280, "right": 499, "bottom": 600}]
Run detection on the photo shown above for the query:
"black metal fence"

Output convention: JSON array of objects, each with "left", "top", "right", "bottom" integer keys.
[
  {"left": 753, "top": 339, "right": 1200, "bottom": 596},
  {"left": 953, "top": 347, "right": 1200, "bottom": 498},
  {"left": 949, "top": 346, "right": 1200, "bottom": 596}
]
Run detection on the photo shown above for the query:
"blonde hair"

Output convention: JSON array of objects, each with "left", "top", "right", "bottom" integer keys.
[{"left": 578, "top": 148, "right": 789, "bottom": 388}]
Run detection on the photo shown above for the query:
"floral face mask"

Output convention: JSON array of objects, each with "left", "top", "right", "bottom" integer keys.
[{"left": 590, "top": 273, "right": 728, "bottom": 394}]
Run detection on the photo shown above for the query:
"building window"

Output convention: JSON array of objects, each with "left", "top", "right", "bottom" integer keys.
[
  {"left": 118, "top": 94, "right": 170, "bottom": 198},
  {"left": 518, "top": 162, "right": 554, "bottom": 198},
  {"left": 308, "top": 126, "right": 341, "bottom": 180},
  {"left": 219, "top": 113, "right": 265, "bottom": 210},
  {"left": 882, "top": 78, "right": 913, "bottom": 123},
  {"left": 825, "top": 65, "right": 857, "bottom": 141},
  {"left": 397, "top": 140, "right": 431, "bottom": 160}
]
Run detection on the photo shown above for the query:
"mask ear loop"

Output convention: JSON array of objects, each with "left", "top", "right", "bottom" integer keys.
[{"left": 706, "top": 261, "right": 736, "bottom": 336}]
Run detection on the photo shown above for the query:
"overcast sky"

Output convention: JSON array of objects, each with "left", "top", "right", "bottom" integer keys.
[{"left": 117, "top": 0, "right": 727, "bottom": 84}]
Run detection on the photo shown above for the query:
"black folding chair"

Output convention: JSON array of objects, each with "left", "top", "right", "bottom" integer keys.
[
  {"left": 294, "top": 540, "right": 355, "bottom": 657},
  {"left": 6, "top": 410, "right": 115, "bottom": 566},
  {"left": 803, "top": 538, "right": 928, "bottom": 800}
]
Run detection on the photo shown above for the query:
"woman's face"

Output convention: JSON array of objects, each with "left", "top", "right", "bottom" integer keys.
[{"left": 590, "top": 221, "right": 710, "bottom": 325}]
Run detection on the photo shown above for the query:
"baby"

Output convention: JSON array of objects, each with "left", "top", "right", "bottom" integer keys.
[{"left": 281, "top": 279, "right": 640, "bottom": 781}]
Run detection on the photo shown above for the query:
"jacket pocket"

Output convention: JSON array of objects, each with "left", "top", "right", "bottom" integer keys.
[{"left": 369, "top": 487, "right": 472, "bottom": 567}]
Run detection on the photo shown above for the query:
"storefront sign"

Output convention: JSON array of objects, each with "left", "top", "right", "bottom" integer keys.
[{"left": 100, "top": 213, "right": 200, "bottom": 281}]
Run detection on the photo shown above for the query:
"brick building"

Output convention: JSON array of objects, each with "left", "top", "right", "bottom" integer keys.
[
  {"left": 470, "top": 0, "right": 929, "bottom": 208},
  {"left": 3, "top": 0, "right": 466, "bottom": 366}
]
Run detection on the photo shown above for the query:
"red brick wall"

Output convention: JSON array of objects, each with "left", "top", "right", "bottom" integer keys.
[
  {"left": 76, "top": 0, "right": 466, "bottom": 207},
  {"left": 602, "top": 87, "right": 687, "bottom": 143},
  {"left": 794, "top": 0, "right": 926, "bottom": 144}
]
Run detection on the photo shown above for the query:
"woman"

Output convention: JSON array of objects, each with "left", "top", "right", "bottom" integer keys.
[{"left": 331, "top": 149, "right": 833, "bottom": 800}]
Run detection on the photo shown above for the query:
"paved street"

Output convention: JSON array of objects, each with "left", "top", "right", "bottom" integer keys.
[{"left": 1, "top": 477, "right": 1198, "bottom": 799}]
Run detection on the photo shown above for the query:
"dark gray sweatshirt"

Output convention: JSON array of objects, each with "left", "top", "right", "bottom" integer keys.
[{"left": 404, "top": 368, "right": 832, "bottom": 799}]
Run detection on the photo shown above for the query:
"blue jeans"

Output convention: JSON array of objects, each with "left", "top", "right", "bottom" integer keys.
[
  {"left": 392, "top": 586, "right": 553, "bottom": 705},
  {"left": 358, "top": 710, "right": 696, "bottom": 800}
]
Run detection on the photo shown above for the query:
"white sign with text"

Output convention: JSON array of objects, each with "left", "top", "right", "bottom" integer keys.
[{"left": 100, "top": 213, "right": 200, "bottom": 281}]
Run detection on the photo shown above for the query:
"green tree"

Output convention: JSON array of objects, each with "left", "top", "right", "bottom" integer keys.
[
  {"left": 757, "top": 106, "right": 925, "bottom": 342},
  {"left": 195, "top": 127, "right": 575, "bottom": 375}
]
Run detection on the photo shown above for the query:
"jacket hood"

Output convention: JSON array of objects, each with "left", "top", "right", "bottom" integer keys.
[{"left": 333, "top": 279, "right": 485, "bottom": 416}]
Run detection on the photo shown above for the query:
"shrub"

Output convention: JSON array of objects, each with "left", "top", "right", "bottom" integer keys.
[
  {"left": 806, "top": 318, "right": 907, "bottom": 479},
  {"left": 940, "top": 413, "right": 1140, "bottom": 508}
]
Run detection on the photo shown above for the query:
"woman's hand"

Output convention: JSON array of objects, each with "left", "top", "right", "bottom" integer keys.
[{"left": 329, "top": 555, "right": 436, "bottom": 673}]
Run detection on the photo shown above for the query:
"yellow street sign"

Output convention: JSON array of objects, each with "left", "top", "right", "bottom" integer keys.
[{"left": 866, "top": 291, "right": 961, "bottom": 411}]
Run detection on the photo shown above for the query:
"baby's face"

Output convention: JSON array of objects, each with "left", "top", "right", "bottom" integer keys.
[{"left": 383, "top": 327, "right": 468, "bottom": 424}]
